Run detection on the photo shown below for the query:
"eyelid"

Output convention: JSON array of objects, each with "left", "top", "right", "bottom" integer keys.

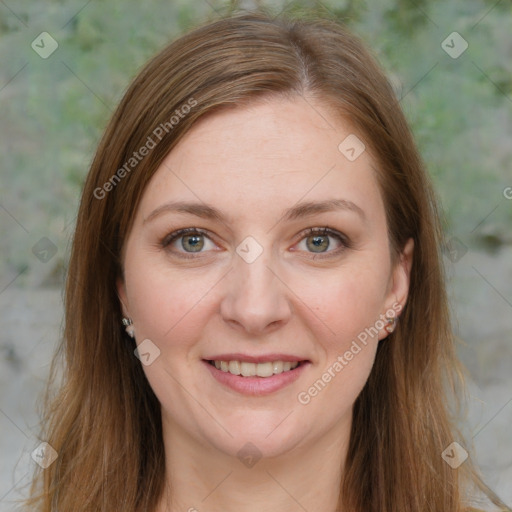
[
  {"left": 161, "top": 227, "right": 212, "bottom": 247},
  {"left": 297, "top": 227, "right": 349, "bottom": 245}
]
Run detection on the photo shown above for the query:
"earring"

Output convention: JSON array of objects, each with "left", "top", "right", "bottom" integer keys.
[
  {"left": 122, "top": 317, "right": 135, "bottom": 338},
  {"left": 385, "top": 316, "right": 397, "bottom": 333}
]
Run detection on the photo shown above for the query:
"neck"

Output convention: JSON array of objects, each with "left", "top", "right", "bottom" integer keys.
[{"left": 156, "top": 416, "right": 349, "bottom": 512}]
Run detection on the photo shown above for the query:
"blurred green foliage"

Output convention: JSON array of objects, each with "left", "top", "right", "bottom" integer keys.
[{"left": 1, "top": 0, "right": 511, "bottom": 286}]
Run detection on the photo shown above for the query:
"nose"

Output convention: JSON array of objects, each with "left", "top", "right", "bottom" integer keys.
[{"left": 220, "top": 248, "right": 292, "bottom": 336}]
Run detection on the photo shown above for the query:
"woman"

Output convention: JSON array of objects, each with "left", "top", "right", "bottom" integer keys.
[{"left": 26, "top": 9, "right": 510, "bottom": 512}]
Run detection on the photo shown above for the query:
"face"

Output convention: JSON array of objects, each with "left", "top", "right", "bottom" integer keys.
[{"left": 117, "top": 96, "right": 413, "bottom": 460}]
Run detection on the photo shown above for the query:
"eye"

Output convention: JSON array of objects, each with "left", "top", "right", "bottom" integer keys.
[
  {"left": 294, "top": 227, "right": 349, "bottom": 257},
  {"left": 161, "top": 226, "right": 350, "bottom": 260},
  {"left": 161, "top": 228, "right": 217, "bottom": 258}
]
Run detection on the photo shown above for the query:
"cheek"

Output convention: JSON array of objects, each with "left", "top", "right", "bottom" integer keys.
[
  {"left": 289, "top": 261, "right": 389, "bottom": 344},
  {"left": 293, "top": 268, "right": 384, "bottom": 420},
  {"left": 123, "top": 251, "right": 222, "bottom": 343}
]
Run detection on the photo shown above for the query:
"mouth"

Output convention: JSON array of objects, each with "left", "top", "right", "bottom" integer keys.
[
  {"left": 202, "top": 357, "right": 311, "bottom": 396},
  {"left": 206, "top": 359, "right": 305, "bottom": 378}
]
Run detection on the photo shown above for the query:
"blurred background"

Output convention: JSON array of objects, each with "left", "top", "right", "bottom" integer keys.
[{"left": 0, "top": 0, "right": 511, "bottom": 510}]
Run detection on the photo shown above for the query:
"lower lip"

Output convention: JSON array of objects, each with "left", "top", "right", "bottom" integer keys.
[{"left": 203, "top": 360, "right": 310, "bottom": 396}]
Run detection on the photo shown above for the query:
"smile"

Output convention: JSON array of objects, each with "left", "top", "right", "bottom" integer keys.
[
  {"left": 209, "top": 360, "right": 300, "bottom": 377},
  {"left": 203, "top": 358, "right": 310, "bottom": 396}
]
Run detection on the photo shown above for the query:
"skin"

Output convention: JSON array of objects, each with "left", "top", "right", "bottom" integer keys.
[{"left": 117, "top": 95, "right": 413, "bottom": 512}]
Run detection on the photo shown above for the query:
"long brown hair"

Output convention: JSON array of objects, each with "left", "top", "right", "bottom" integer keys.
[{"left": 25, "top": 9, "right": 509, "bottom": 512}]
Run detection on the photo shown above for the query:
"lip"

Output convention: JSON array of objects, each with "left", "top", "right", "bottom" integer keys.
[
  {"left": 203, "top": 359, "right": 311, "bottom": 396},
  {"left": 204, "top": 353, "right": 307, "bottom": 363}
]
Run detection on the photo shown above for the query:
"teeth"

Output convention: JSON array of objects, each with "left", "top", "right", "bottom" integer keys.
[
  {"left": 240, "top": 362, "right": 256, "bottom": 377},
  {"left": 228, "top": 360, "right": 241, "bottom": 375},
  {"left": 211, "top": 360, "right": 300, "bottom": 377},
  {"left": 256, "top": 362, "right": 273, "bottom": 377}
]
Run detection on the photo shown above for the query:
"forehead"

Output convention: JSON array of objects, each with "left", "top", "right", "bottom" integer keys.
[{"left": 136, "top": 96, "right": 384, "bottom": 227}]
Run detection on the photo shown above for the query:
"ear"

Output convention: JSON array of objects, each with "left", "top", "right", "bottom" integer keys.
[
  {"left": 383, "top": 237, "right": 414, "bottom": 319},
  {"left": 116, "top": 276, "right": 130, "bottom": 318}
]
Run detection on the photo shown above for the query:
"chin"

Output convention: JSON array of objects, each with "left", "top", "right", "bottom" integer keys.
[{"left": 205, "top": 414, "right": 307, "bottom": 460}]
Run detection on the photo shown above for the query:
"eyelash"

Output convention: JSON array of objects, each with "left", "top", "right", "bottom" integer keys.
[{"left": 161, "top": 227, "right": 350, "bottom": 260}]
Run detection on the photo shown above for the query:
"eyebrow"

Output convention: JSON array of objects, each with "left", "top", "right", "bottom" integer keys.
[{"left": 143, "top": 198, "right": 366, "bottom": 225}]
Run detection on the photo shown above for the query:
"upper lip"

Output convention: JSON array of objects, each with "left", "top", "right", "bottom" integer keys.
[{"left": 204, "top": 353, "right": 308, "bottom": 363}]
